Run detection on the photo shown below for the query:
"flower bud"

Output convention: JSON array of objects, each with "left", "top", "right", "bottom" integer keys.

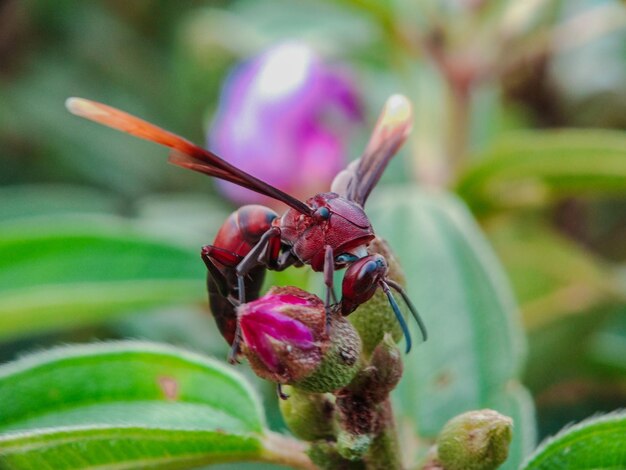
[
  {"left": 209, "top": 41, "right": 362, "bottom": 206},
  {"left": 294, "top": 312, "right": 362, "bottom": 393},
  {"left": 238, "top": 286, "right": 361, "bottom": 392},
  {"left": 436, "top": 409, "right": 513, "bottom": 470},
  {"left": 348, "top": 334, "right": 403, "bottom": 404},
  {"left": 278, "top": 386, "right": 335, "bottom": 441}
]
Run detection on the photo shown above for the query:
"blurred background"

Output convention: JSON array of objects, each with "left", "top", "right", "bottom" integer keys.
[{"left": 1, "top": 0, "right": 625, "bottom": 466}]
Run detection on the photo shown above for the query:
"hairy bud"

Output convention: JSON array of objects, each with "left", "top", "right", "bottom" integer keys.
[
  {"left": 279, "top": 386, "right": 335, "bottom": 441},
  {"left": 239, "top": 286, "right": 361, "bottom": 392},
  {"left": 436, "top": 409, "right": 513, "bottom": 470}
]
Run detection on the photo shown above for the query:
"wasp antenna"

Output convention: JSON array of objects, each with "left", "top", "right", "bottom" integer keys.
[
  {"left": 380, "top": 280, "right": 412, "bottom": 353},
  {"left": 386, "top": 278, "right": 428, "bottom": 342}
]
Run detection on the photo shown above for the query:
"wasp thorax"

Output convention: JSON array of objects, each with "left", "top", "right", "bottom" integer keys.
[{"left": 238, "top": 286, "right": 362, "bottom": 391}]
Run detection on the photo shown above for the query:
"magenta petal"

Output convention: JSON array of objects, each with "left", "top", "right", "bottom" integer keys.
[
  {"left": 240, "top": 306, "right": 316, "bottom": 372},
  {"left": 244, "top": 310, "right": 314, "bottom": 347},
  {"left": 240, "top": 320, "right": 279, "bottom": 371}
]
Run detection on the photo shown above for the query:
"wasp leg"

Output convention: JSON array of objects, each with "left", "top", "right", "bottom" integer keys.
[
  {"left": 229, "top": 226, "right": 282, "bottom": 362},
  {"left": 323, "top": 245, "right": 337, "bottom": 331},
  {"left": 277, "top": 384, "right": 289, "bottom": 400},
  {"left": 201, "top": 245, "right": 241, "bottom": 298},
  {"left": 201, "top": 245, "right": 244, "bottom": 362},
  {"left": 269, "top": 249, "right": 299, "bottom": 272},
  {"left": 235, "top": 226, "right": 282, "bottom": 303}
]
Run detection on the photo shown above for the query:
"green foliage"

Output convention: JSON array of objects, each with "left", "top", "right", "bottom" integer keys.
[
  {"left": 0, "top": 341, "right": 266, "bottom": 469},
  {"left": 0, "top": 217, "right": 204, "bottom": 339},
  {"left": 1, "top": 0, "right": 625, "bottom": 468},
  {"left": 487, "top": 215, "right": 620, "bottom": 329},
  {"left": 0, "top": 185, "right": 119, "bottom": 221},
  {"left": 458, "top": 130, "right": 626, "bottom": 213},
  {"left": 367, "top": 186, "right": 535, "bottom": 469},
  {"left": 521, "top": 411, "right": 626, "bottom": 469}
]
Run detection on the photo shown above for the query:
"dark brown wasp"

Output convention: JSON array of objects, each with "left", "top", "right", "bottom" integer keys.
[{"left": 66, "top": 94, "right": 427, "bottom": 359}]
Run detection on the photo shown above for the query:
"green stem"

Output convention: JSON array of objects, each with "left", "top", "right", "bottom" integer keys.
[
  {"left": 261, "top": 432, "right": 317, "bottom": 470},
  {"left": 366, "top": 398, "right": 403, "bottom": 470}
]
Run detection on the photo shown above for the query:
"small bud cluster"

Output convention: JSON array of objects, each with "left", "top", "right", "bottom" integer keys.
[
  {"left": 233, "top": 240, "right": 412, "bottom": 468},
  {"left": 231, "top": 243, "right": 513, "bottom": 470}
]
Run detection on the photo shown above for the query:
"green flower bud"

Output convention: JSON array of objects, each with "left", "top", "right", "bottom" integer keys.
[
  {"left": 279, "top": 386, "right": 335, "bottom": 441},
  {"left": 437, "top": 409, "right": 513, "bottom": 470},
  {"left": 294, "top": 314, "right": 362, "bottom": 393}
]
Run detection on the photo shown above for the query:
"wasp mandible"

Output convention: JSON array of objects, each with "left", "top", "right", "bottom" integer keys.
[{"left": 66, "top": 94, "right": 427, "bottom": 359}]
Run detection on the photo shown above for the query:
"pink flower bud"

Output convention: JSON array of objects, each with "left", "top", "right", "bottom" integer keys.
[
  {"left": 238, "top": 286, "right": 362, "bottom": 392},
  {"left": 238, "top": 287, "right": 326, "bottom": 384}
]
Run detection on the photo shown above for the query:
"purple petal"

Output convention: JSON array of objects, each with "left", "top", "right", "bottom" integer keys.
[
  {"left": 242, "top": 310, "right": 314, "bottom": 347},
  {"left": 208, "top": 41, "right": 362, "bottom": 204},
  {"left": 240, "top": 321, "right": 279, "bottom": 371}
]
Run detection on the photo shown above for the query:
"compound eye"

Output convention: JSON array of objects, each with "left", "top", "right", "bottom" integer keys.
[
  {"left": 315, "top": 207, "right": 330, "bottom": 220},
  {"left": 335, "top": 253, "right": 359, "bottom": 265}
]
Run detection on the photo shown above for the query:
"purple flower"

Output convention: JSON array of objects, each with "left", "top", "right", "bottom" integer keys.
[{"left": 209, "top": 42, "right": 362, "bottom": 206}]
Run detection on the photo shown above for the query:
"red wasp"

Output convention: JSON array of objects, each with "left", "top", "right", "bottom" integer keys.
[{"left": 66, "top": 94, "right": 427, "bottom": 358}]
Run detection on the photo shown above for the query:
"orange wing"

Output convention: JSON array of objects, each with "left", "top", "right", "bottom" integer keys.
[
  {"left": 66, "top": 98, "right": 313, "bottom": 215},
  {"left": 331, "top": 94, "right": 413, "bottom": 207}
]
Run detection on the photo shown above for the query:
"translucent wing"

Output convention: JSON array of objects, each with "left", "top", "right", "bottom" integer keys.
[
  {"left": 66, "top": 98, "right": 313, "bottom": 215},
  {"left": 331, "top": 94, "right": 413, "bottom": 207}
]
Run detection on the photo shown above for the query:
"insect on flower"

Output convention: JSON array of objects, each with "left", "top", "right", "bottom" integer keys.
[{"left": 65, "top": 93, "right": 428, "bottom": 360}]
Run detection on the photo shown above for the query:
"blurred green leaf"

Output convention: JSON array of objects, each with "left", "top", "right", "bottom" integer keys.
[
  {"left": 487, "top": 215, "right": 621, "bottom": 329},
  {"left": 521, "top": 411, "right": 626, "bottom": 469},
  {"left": 587, "top": 307, "right": 626, "bottom": 374},
  {"left": 523, "top": 304, "right": 619, "bottom": 394},
  {"left": 457, "top": 129, "right": 626, "bottom": 213},
  {"left": 0, "top": 341, "right": 272, "bottom": 469},
  {"left": 368, "top": 186, "right": 534, "bottom": 469},
  {"left": 231, "top": 0, "right": 378, "bottom": 55},
  {"left": 134, "top": 192, "right": 232, "bottom": 249},
  {"left": 0, "top": 185, "right": 119, "bottom": 222},
  {"left": 0, "top": 217, "right": 204, "bottom": 339}
]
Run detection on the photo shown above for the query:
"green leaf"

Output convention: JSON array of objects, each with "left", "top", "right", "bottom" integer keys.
[
  {"left": 0, "top": 341, "right": 267, "bottom": 469},
  {"left": 0, "top": 217, "right": 205, "bottom": 339},
  {"left": 0, "top": 185, "right": 119, "bottom": 222},
  {"left": 586, "top": 308, "right": 626, "bottom": 375},
  {"left": 487, "top": 215, "right": 620, "bottom": 329},
  {"left": 521, "top": 411, "right": 626, "bottom": 469},
  {"left": 367, "top": 186, "right": 534, "bottom": 468},
  {"left": 457, "top": 129, "right": 626, "bottom": 213}
]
